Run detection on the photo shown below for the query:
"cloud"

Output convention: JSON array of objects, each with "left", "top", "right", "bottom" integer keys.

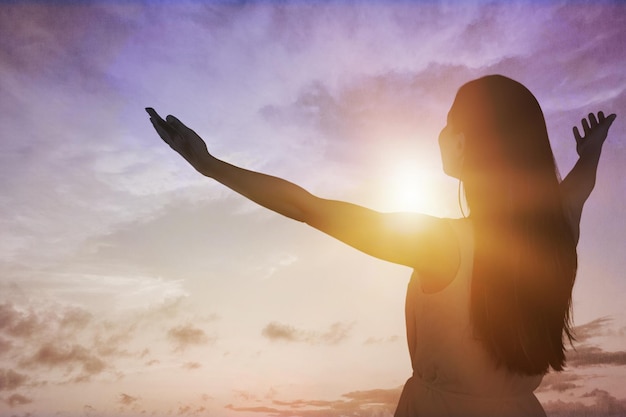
[
  {"left": 261, "top": 321, "right": 353, "bottom": 345},
  {"left": 543, "top": 389, "right": 626, "bottom": 417},
  {"left": 562, "top": 317, "right": 626, "bottom": 368},
  {"left": 259, "top": 69, "right": 458, "bottom": 166},
  {"left": 567, "top": 345, "right": 626, "bottom": 367},
  {"left": 0, "top": 301, "right": 119, "bottom": 383},
  {"left": 227, "top": 386, "right": 401, "bottom": 417},
  {"left": 0, "top": 302, "right": 43, "bottom": 339},
  {"left": 0, "top": 293, "right": 219, "bottom": 392},
  {"left": 6, "top": 393, "right": 33, "bottom": 408},
  {"left": 176, "top": 404, "right": 205, "bottom": 415},
  {"left": 0, "top": 338, "right": 11, "bottom": 355},
  {"left": 363, "top": 335, "right": 399, "bottom": 345},
  {"left": 538, "top": 317, "right": 626, "bottom": 395},
  {"left": 573, "top": 317, "right": 612, "bottom": 343},
  {"left": 537, "top": 371, "right": 583, "bottom": 393},
  {"left": 0, "top": 369, "right": 28, "bottom": 391},
  {"left": 167, "top": 324, "right": 212, "bottom": 351},
  {"left": 0, "top": 301, "right": 93, "bottom": 342},
  {"left": 225, "top": 404, "right": 282, "bottom": 414},
  {"left": 119, "top": 393, "right": 140, "bottom": 406},
  {"left": 182, "top": 362, "right": 202, "bottom": 370},
  {"left": 23, "top": 342, "right": 106, "bottom": 377},
  {"left": 262, "top": 322, "right": 304, "bottom": 342}
]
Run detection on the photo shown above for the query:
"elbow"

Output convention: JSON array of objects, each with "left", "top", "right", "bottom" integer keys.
[{"left": 299, "top": 195, "right": 325, "bottom": 228}]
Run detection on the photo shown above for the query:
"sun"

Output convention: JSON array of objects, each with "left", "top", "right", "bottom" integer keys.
[{"left": 381, "top": 160, "right": 440, "bottom": 213}]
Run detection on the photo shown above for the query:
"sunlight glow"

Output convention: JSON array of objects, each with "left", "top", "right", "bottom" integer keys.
[{"left": 381, "top": 159, "right": 440, "bottom": 213}]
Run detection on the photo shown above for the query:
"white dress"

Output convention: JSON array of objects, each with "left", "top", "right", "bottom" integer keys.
[{"left": 394, "top": 218, "right": 546, "bottom": 417}]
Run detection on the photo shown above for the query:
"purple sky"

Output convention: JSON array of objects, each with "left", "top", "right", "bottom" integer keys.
[{"left": 0, "top": 2, "right": 625, "bottom": 416}]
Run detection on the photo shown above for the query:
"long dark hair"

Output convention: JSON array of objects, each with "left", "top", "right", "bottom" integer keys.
[{"left": 452, "top": 75, "right": 577, "bottom": 375}]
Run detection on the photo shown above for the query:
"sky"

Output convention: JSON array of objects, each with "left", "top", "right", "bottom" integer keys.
[{"left": 0, "top": 1, "right": 625, "bottom": 416}]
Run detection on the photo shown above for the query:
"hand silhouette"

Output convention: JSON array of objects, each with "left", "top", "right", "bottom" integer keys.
[
  {"left": 146, "top": 107, "right": 213, "bottom": 176},
  {"left": 573, "top": 111, "right": 616, "bottom": 157}
]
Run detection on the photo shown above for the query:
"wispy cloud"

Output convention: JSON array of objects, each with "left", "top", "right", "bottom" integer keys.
[
  {"left": 538, "top": 317, "right": 626, "bottom": 395},
  {"left": 227, "top": 387, "right": 401, "bottom": 417},
  {"left": 21, "top": 342, "right": 106, "bottom": 380},
  {"left": 363, "top": 335, "right": 399, "bottom": 346},
  {"left": 261, "top": 321, "right": 353, "bottom": 345},
  {"left": 0, "top": 368, "right": 28, "bottom": 391},
  {"left": 568, "top": 346, "right": 626, "bottom": 367},
  {"left": 118, "top": 392, "right": 140, "bottom": 406},
  {"left": 167, "top": 324, "right": 213, "bottom": 352},
  {"left": 182, "top": 361, "right": 202, "bottom": 370},
  {"left": 544, "top": 388, "right": 626, "bottom": 417},
  {"left": 5, "top": 393, "right": 33, "bottom": 408},
  {"left": 567, "top": 317, "right": 626, "bottom": 368},
  {"left": 537, "top": 371, "right": 583, "bottom": 394},
  {"left": 573, "top": 317, "right": 613, "bottom": 343}
]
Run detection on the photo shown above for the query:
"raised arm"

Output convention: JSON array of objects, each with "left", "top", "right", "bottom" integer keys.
[
  {"left": 560, "top": 111, "right": 616, "bottom": 244},
  {"left": 146, "top": 108, "right": 456, "bottom": 272}
]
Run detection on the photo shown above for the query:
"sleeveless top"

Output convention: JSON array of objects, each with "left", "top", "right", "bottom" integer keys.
[{"left": 394, "top": 218, "right": 546, "bottom": 417}]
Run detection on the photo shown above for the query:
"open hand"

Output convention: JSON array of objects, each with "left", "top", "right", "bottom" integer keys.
[
  {"left": 573, "top": 111, "right": 616, "bottom": 157},
  {"left": 146, "top": 108, "right": 214, "bottom": 176}
]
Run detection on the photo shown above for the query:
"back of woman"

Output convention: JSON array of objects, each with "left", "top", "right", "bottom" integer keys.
[{"left": 397, "top": 217, "right": 545, "bottom": 417}]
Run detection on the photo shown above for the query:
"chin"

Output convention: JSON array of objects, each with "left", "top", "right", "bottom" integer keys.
[{"left": 442, "top": 165, "right": 460, "bottom": 179}]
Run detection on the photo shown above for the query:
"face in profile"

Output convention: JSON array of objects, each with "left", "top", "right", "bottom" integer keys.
[{"left": 438, "top": 112, "right": 465, "bottom": 179}]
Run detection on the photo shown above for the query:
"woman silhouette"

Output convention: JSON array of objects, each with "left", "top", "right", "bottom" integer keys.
[{"left": 147, "top": 75, "right": 615, "bottom": 417}]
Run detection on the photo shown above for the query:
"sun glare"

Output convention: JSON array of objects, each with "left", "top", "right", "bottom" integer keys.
[{"left": 381, "top": 160, "right": 439, "bottom": 213}]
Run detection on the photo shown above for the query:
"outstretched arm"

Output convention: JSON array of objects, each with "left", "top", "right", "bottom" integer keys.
[
  {"left": 560, "top": 111, "right": 616, "bottom": 244},
  {"left": 146, "top": 108, "right": 456, "bottom": 273}
]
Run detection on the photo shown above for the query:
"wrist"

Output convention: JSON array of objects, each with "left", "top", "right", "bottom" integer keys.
[
  {"left": 198, "top": 155, "right": 217, "bottom": 178},
  {"left": 584, "top": 147, "right": 602, "bottom": 163}
]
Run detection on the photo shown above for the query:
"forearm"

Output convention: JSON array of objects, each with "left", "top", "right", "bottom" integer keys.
[
  {"left": 559, "top": 147, "right": 602, "bottom": 243},
  {"left": 205, "top": 157, "right": 316, "bottom": 222}
]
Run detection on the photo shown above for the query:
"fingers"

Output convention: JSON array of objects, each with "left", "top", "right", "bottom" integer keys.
[
  {"left": 575, "top": 111, "right": 617, "bottom": 139},
  {"left": 165, "top": 114, "right": 192, "bottom": 135},
  {"left": 166, "top": 114, "right": 182, "bottom": 125},
  {"left": 145, "top": 107, "right": 162, "bottom": 121},
  {"left": 150, "top": 118, "right": 174, "bottom": 146},
  {"left": 582, "top": 117, "right": 590, "bottom": 135},
  {"left": 146, "top": 108, "right": 186, "bottom": 133},
  {"left": 606, "top": 113, "right": 617, "bottom": 125},
  {"left": 573, "top": 126, "right": 582, "bottom": 143}
]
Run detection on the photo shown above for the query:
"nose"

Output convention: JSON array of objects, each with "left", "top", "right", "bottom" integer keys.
[{"left": 438, "top": 126, "right": 448, "bottom": 145}]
